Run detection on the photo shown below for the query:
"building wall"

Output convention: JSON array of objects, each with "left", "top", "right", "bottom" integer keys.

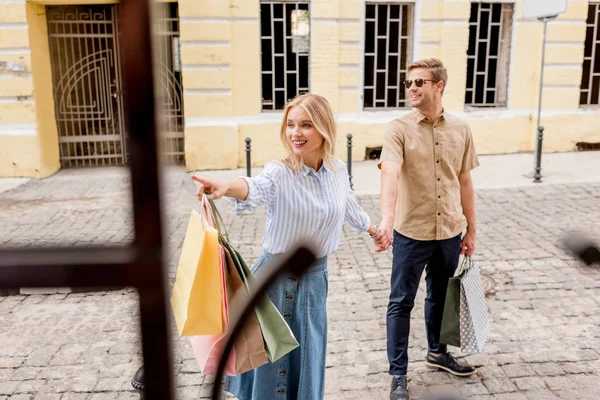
[
  {"left": 182, "top": 0, "right": 600, "bottom": 172},
  {"left": 0, "top": 0, "right": 598, "bottom": 177}
]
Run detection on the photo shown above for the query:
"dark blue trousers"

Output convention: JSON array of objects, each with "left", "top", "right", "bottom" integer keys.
[{"left": 387, "top": 231, "right": 462, "bottom": 375}]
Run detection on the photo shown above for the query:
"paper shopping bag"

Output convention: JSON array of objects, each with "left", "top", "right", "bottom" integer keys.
[{"left": 170, "top": 209, "right": 222, "bottom": 336}]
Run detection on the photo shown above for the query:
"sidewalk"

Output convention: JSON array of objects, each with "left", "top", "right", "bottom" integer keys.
[{"left": 2, "top": 151, "right": 599, "bottom": 195}]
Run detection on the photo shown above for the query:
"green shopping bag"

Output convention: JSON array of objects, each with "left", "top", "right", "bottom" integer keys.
[
  {"left": 440, "top": 258, "right": 469, "bottom": 347},
  {"left": 440, "top": 276, "right": 461, "bottom": 347},
  {"left": 206, "top": 197, "right": 299, "bottom": 363}
]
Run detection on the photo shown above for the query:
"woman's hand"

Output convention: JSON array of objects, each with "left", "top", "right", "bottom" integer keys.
[{"left": 191, "top": 176, "right": 227, "bottom": 200}]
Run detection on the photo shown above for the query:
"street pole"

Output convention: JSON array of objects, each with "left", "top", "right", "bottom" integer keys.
[{"left": 533, "top": 15, "right": 556, "bottom": 183}]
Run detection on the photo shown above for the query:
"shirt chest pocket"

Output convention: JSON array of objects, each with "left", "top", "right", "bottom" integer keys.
[{"left": 445, "top": 136, "right": 465, "bottom": 172}]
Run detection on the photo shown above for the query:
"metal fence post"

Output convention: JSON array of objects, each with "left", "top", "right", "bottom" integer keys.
[
  {"left": 346, "top": 134, "right": 353, "bottom": 190},
  {"left": 534, "top": 126, "right": 544, "bottom": 183},
  {"left": 245, "top": 137, "right": 252, "bottom": 178}
]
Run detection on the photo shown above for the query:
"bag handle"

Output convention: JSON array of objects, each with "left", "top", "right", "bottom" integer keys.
[
  {"left": 201, "top": 194, "right": 230, "bottom": 243},
  {"left": 456, "top": 255, "right": 472, "bottom": 277}
]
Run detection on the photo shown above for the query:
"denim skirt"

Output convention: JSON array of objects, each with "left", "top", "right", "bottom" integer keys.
[{"left": 224, "top": 250, "right": 329, "bottom": 400}]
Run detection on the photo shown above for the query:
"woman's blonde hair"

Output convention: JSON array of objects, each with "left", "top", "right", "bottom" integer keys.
[{"left": 280, "top": 93, "right": 336, "bottom": 170}]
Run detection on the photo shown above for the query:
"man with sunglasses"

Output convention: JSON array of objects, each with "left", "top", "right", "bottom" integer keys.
[{"left": 373, "top": 58, "right": 480, "bottom": 400}]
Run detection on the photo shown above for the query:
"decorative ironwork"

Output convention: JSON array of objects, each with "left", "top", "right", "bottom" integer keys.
[
  {"left": 260, "top": 1, "right": 310, "bottom": 111},
  {"left": 363, "top": 3, "right": 414, "bottom": 109},
  {"left": 46, "top": 4, "right": 185, "bottom": 168},
  {"left": 465, "top": 2, "right": 513, "bottom": 107},
  {"left": 580, "top": 2, "right": 600, "bottom": 106},
  {"left": 154, "top": 2, "right": 185, "bottom": 164}
]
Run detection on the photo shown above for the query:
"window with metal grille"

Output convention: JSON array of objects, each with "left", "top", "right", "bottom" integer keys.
[
  {"left": 260, "top": 1, "right": 310, "bottom": 111},
  {"left": 465, "top": 2, "right": 513, "bottom": 107},
  {"left": 580, "top": 2, "right": 600, "bottom": 106},
  {"left": 363, "top": 3, "right": 414, "bottom": 109}
]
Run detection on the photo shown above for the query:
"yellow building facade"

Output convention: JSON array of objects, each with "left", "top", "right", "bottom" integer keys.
[{"left": 0, "top": 0, "right": 599, "bottom": 177}]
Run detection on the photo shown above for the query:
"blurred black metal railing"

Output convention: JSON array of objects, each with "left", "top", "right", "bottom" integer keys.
[{"left": 0, "top": 0, "right": 174, "bottom": 398}]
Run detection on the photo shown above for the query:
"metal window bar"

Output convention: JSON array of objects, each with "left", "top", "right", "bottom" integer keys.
[
  {"left": 465, "top": 2, "right": 513, "bottom": 107},
  {"left": 363, "top": 3, "right": 414, "bottom": 110},
  {"left": 260, "top": 0, "right": 310, "bottom": 111},
  {"left": 1, "top": 0, "right": 174, "bottom": 398},
  {"left": 580, "top": 2, "right": 600, "bottom": 106}
]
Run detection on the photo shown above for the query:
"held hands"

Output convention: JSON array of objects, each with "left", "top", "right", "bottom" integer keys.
[
  {"left": 373, "top": 219, "right": 393, "bottom": 252},
  {"left": 191, "top": 175, "right": 227, "bottom": 201}
]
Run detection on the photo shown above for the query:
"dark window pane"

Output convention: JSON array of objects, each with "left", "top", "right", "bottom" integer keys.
[
  {"left": 490, "top": 25, "right": 500, "bottom": 56},
  {"left": 377, "top": 39, "right": 386, "bottom": 69},
  {"left": 477, "top": 42, "right": 487, "bottom": 71},
  {"left": 492, "top": 3, "right": 502, "bottom": 23},
  {"left": 261, "top": 39, "right": 272, "bottom": 71},
  {"left": 465, "top": 90, "right": 473, "bottom": 104},
  {"left": 298, "top": 3, "right": 308, "bottom": 11},
  {"left": 475, "top": 75, "right": 485, "bottom": 103},
  {"left": 400, "top": 39, "right": 408, "bottom": 69},
  {"left": 479, "top": 11, "right": 489, "bottom": 40},
  {"left": 591, "top": 76, "right": 600, "bottom": 105},
  {"left": 287, "top": 73, "right": 297, "bottom": 101},
  {"left": 365, "top": 21, "right": 375, "bottom": 53},
  {"left": 486, "top": 90, "right": 495, "bottom": 104},
  {"left": 579, "top": 90, "right": 588, "bottom": 105},
  {"left": 595, "top": 43, "right": 600, "bottom": 72},
  {"left": 584, "top": 27, "right": 594, "bottom": 58},
  {"left": 275, "top": 90, "right": 285, "bottom": 109},
  {"left": 286, "top": 40, "right": 296, "bottom": 70},
  {"left": 366, "top": 4, "right": 375, "bottom": 19},
  {"left": 389, "top": 22, "right": 399, "bottom": 53},
  {"left": 299, "top": 56, "right": 308, "bottom": 88},
  {"left": 387, "top": 88, "right": 397, "bottom": 107},
  {"left": 388, "top": 55, "right": 398, "bottom": 86},
  {"left": 364, "top": 55, "right": 374, "bottom": 86},
  {"left": 260, "top": 4, "right": 271, "bottom": 36},
  {"left": 487, "top": 58, "right": 497, "bottom": 88},
  {"left": 364, "top": 88, "right": 373, "bottom": 108},
  {"left": 390, "top": 4, "right": 400, "bottom": 19},
  {"left": 468, "top": 24, "right": 477, "bottom": 55},
  {"left": 262, "top": 73, "right": 273, "bottom": 104},
  {"left": 275, "top": 56, "right": 284, "bottom": 88},
  {"left": 377, "top": 5, "right": 388, "bottom": 36},
  {"left": 581, "top": 59, "right": 591, "bottom": 90},
  {"left": 274, "top": 21, "right": 284, "bottom": 53},
  {"left": 401, "top": 5, "right": 410, "bottom": 36},
  {"left": 376, "top": 72, "right": 385, "bottom": 100},
  {"left": 481, "top": 3, "right": 490, "bottom": 10},
  {"left": 274, "top": 3, "right": 283, "bottom": 19},
  {"left": 466, "top": 58, "right": 475, "bottom": 89},
  {"left": 587, "top": 4, "right": 595, "bottom": 24},
  {"left": 469, "top": 3, "right": 478, "bottom": 23}
]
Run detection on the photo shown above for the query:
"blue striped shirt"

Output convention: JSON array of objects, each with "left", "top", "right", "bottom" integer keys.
[{"left": 234, "top": 158, "right": 371, "bottom": 258}]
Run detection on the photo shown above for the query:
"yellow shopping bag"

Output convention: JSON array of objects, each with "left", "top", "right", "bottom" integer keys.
[{"left": 171, "top": 209, "right": 223, "bottom": 336}]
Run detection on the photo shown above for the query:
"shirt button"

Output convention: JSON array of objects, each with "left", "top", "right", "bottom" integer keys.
[
  {"left": 436, "top": 160, "right": 439, "bottom": 163},
  {"left": 438, "top": 196, "right": 441, "bottom": 198},
  {"left": 287, "top": 295, "right": 294, "bottom": 300},
  {"left": 436, "top": 142, "right": 439, "bottom": 145},
  {"left": 437, "top": 178, "right": 440, "bottom": 181},
  {"left": 438, "top": 213, "right": 441, "bottom": 216},
  {"left": 284, "top": 313, "right": 292, "bottom": 318}
]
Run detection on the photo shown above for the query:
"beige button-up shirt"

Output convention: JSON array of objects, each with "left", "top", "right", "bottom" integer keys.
[{"left": 378, "top": 110, "right": 479, "bottom": 241}]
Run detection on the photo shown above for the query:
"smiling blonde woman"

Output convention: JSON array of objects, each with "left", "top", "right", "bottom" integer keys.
[{"left": 192, "top": 93, "right": 378, "bottom": 400}]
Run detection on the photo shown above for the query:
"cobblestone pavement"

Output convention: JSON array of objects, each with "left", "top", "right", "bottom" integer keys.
[{"left": 1, "top": 166, "right": 599, "bottom": 400}]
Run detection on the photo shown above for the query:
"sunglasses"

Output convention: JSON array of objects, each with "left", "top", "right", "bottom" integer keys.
[{"left": 404, "top": 79, "right": 440, "bottom": 89}]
